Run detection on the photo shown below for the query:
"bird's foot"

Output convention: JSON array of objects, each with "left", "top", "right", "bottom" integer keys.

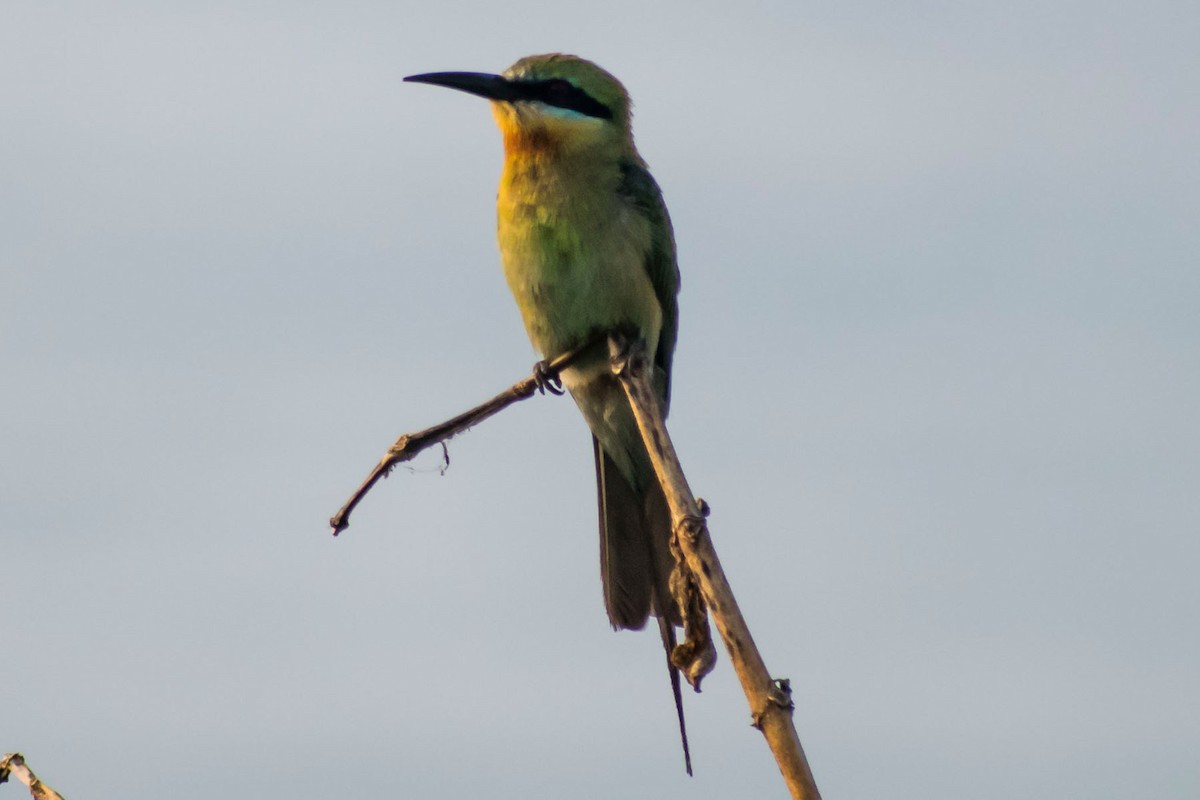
[
  {"left": 606, "top": 330, "right": 646, "bottom": 377},
  {"left": 532, "top": 359, "right": 565, "bottom": 395}
]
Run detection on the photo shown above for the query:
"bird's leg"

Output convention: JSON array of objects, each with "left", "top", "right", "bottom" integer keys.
[{"left": 531, "top": 359, "right": 565, "bottom": 395}]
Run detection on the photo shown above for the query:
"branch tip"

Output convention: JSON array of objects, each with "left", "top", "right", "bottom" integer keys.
[{"left": 328, "top": 333, "right": 606, "bottom": 537}]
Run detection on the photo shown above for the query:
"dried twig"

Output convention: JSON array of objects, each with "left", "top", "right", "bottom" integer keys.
[
  {"left": 0, "top": 754, "right": 66, "bottom": 800},
  {"left": 328, "top": 334, "right": 821, "bottom": 798},
  {"left": 609, "top": 336, "right": 822, "bottom": 800},
  {"left": 330, "top": 337, "right": 604, "bottom": 535}
]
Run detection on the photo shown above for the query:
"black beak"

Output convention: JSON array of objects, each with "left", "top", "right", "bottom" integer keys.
[{"left": 403, "top": 71, "right": 519, "bottom": 103}]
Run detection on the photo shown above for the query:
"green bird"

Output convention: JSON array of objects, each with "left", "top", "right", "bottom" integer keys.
[{"left": 405, "top": 54, "right": 688, "bottom": 770}]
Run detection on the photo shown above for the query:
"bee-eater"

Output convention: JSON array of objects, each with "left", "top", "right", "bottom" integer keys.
[{"left": 405, "top": 54, "right": 688, "bottom": 769}]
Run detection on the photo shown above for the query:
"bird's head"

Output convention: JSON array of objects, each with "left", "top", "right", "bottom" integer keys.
[{"left": 405, "top": 54, "right": 633, "bottom": 156}]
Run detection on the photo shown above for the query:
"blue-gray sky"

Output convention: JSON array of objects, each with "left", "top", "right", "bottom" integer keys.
[{"left": 3, "top": 2, "right": 1197, "bottom": 798}]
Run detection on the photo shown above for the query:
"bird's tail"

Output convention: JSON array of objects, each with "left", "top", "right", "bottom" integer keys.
[
  {"left": 594, "top": 438, "right": 691, "bottom": 774},
  {"left": 657, "top": 611, "right": 692, "bottom": 775}
]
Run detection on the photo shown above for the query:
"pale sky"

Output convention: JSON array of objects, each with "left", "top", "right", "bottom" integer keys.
[{"left": 3, "top": 2, "right": 1198, "bottom": 798}]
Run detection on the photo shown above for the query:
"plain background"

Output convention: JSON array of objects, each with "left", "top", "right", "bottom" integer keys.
[{"left": 3, "top": 2, "right": 1197, "bottom": 797}]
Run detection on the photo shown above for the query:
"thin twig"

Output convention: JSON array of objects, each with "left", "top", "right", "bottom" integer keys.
[
  {"left": 329, "top": 337, "right": 603, "bottom": 535},
  {"left": 328, "top": 333, "right": 822, "bottom": 796},
  {"left": 609, "top": 336, "right": 822, "bottom": 800},
  {"left": 0, "top": 754, "right": 66, "bottom": 800}
]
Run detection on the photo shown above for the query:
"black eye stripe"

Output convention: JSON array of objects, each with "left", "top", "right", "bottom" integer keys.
[{"left": 519, "top": 79, "right": 613, "bottom": 120}]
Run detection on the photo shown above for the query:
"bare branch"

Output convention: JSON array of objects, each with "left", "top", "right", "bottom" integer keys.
[
  {"left": 329, "top": 337, "right": 604, "bottom": 535},
  {"left": 328, "top": 332, "right": 822, "bottom": 797},
  {"left": 609, "top": 336, "right": 822, "bottom": 800},
  {"left": 0, "top": 754, "right": 66, "bottom": 800}
]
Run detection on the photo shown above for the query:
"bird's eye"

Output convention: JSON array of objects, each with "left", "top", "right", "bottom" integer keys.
[
  {"left": 544, "top": 79, "right": 574, "bottom": 103},
  {"left": 525, "top": 77, "right": 612, "bottom": 120}
]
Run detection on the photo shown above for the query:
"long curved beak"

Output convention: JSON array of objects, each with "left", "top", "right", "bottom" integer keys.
[{"left": 403, "top": 71, "right": 519, "bottom": 103}]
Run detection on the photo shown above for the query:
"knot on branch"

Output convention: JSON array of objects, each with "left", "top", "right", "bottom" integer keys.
[
  {"left": 770, "top": 678, "right": 796, "bottom": 711},
  {"left": 675, "top": 515, "right": 707, "bottom": 547},
  {"left": 386, "top": 434, "right": 412, "bottom": 461},
  {"left": 750, "top": 681, "right": 796, "bottom": 730},
  {"left": 750, "top": 678, "right": 797, "bottom": 732}
]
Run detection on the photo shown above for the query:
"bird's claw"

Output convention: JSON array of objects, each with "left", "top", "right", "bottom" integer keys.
[{"left": 533, "top": 360, "right": 565, "bottom": 395}]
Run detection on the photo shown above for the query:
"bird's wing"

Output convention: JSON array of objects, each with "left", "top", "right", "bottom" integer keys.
[{"left": 618, "top": 159, "right": 680, "bottom": 409}]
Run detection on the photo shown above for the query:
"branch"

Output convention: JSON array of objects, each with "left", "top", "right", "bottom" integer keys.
[
  {"left": 330, "top": 337, "right": 604, "bottom": 535},
  {"left": 329, "top": 333, "right": 822, "bottom": 796},
  {"left": 0, "top": 754, "right": 66, "bottom": 800},
  {"left": 609, "top": 337, "right": 822, "bottom": 800}
]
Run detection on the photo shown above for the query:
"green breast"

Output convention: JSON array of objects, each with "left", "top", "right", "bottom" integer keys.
[{"left": 496, "top": 161, "right": 660, "bottom": 360}]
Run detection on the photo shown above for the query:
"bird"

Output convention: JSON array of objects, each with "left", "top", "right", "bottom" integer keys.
[{"left": 404, "top": 54, "right": 689, "bottom": 771}]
